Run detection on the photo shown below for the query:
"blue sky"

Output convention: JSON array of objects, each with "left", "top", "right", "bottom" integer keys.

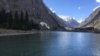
[{"left": 43, "top": 0, "right": 100, "bottom": 22}]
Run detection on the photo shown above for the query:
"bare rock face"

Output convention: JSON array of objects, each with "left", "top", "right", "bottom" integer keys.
[
  {"left": 0, "top": 0, "right": 63, "bottom": 30},
  {"left": 80, "top": 7, "right": 100, "bottom": 30}
]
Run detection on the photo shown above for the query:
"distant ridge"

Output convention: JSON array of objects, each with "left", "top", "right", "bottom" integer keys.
[{"left": 58, "top": 16, "right": 79, "bottom": 28}]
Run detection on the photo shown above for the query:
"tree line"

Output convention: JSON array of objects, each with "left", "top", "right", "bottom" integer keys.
[{"left": 0, "top": 9, "right": 40, "bottom": 30}]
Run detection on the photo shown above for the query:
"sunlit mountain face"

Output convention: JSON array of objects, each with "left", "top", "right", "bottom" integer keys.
[
  {"left": 59, "top": 16, "right": 79, "bottom": 28},
  {"left": 53, "top": 15, "right": 79, "bottom": 28},
  {"left": 80, "top": 7, "right": 100, "bottom": 30}
]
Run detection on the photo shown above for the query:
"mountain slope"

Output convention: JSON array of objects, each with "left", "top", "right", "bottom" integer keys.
[
  {"left": 58, "top": 16, "right": 79, "bottom": 28},
  {"left": 80, "top": 7, "right": 100, "bottom": 29},
  {"left": 0, "top": 0, "right": 64, "bottom": 30}
]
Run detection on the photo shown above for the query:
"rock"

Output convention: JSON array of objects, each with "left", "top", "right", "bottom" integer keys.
[{"left": 80, "top": 7, "right": 100, "bottom": 30}]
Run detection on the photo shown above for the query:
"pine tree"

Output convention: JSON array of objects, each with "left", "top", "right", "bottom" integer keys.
[
  {"left": 20, "top": 11, "right": 24, "bottom": 30},
  {"left": 25, "top": 11, "right": 29, "bottom": 30},
  {"left": 14, "top": 11, "right": 19, "bottom": 29},
  {"left": 8, "top": 12, "right": 13, "bottom": 29}
]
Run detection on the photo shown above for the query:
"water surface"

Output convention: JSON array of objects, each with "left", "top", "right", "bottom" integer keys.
[{"left": 0, "top": 31, "right": 100, "bottom": 56}]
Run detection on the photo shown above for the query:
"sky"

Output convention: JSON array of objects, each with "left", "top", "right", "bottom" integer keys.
[{"left": 43, "top": 0, "right": 100, "bottom": 23}]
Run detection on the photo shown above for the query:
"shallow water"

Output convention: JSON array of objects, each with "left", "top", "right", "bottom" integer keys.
[{"left": 0, "top": 31, "right": 100, "bottom": 56}]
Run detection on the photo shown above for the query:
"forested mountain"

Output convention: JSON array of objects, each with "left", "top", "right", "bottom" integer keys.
[{"left": 0, "top": 0, "right": 65, "bottom": 31}]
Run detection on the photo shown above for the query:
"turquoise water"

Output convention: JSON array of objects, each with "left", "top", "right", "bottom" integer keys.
[{"left": 0, "top": 31, "right": 100, "bottom": 56}]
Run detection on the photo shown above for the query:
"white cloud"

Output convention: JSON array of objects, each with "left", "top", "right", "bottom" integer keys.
[
  {"left": 96, "top": 0, "right": 100, "bottom": 3},
  {"left": 78, "top": 7, "right": 81, "bottom": 10},
  {"left": 50, "top": 8, "right": 55, "bottom": 13},
  {"left": 93, "top": 6, "right": 100, "bottom": 11}
]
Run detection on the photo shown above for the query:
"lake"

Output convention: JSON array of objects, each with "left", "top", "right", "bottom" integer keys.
[{"left": 0, "top": 31, "right": 100, "bottom": 56}]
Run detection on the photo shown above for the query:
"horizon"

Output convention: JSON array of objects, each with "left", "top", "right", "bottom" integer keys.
[{"left": 43, "top": 0, "right": 100, "bottom": 23}]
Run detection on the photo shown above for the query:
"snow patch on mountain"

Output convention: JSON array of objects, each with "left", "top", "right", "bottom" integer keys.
[{"left": 58, "top": 15, "right": 79, "bottom": 28}]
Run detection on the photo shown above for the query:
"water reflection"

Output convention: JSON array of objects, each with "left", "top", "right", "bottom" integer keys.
[
  {"left": 0, "top": 32, "right": 100, "bottom": 56},
  {"left": 0, "top": 34, "right": 41, "bottom": 56},
  {"left": 41, "top": 32, "right": 94, "bottom": 56}
]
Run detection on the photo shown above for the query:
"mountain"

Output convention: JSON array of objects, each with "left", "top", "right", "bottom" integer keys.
[
  {"left": 58, "top": 16, "right": 79, "bottom": 28},
  {"left": 0, "top": 0, "right": 65, "bottom": 31},
  {"left": 80, "top": 7, "right": 100, "bottom": 30}
]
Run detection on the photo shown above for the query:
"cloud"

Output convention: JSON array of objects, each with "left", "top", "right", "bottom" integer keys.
[
  {"left": 96, "top": 0, "right": 100, "bottom": 3},
  {"left": 50, "top": 8, "right": 55, "bottom": 13},
  {"left": 78, "top": 7, "right": 81, "bottom": 10},
  {"left": 93, "top": 6, "right": 100, "bottom": 11}
]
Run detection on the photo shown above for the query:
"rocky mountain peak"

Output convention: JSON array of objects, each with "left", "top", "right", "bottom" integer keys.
[{"left": 58, "top": 16, "right": 79, "bottom": 28}]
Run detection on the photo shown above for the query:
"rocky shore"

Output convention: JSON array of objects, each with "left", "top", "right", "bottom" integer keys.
[{"left": 65, "top": 27, "right": 100, "bottom": 33}]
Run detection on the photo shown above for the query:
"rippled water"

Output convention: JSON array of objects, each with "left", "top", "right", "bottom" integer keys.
[{"left": 0, "top": 31, "right": 100, "bottom": 56}]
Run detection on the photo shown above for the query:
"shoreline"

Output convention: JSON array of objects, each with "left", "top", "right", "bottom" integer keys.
[
  {"left": 0, "top": 30, "right": 99, "bottom": 36},
  {"left": 0, "top": 32, "right": 39, "bottom": 36}
]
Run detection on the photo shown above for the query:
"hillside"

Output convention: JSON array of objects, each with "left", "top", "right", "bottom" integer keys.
[
  {"left": 80, "top": 7, "right": 100, "bottom": 30},
  {"left": 58, "top": 16, "right": 79, "bottom": 28},
  {"left": 0, "top": 0, "right": 65, "bottom": 31}
]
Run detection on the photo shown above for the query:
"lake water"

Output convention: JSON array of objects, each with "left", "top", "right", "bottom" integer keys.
[{"left": 0, "top": 31, "right": 100, "bottom": 56}]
